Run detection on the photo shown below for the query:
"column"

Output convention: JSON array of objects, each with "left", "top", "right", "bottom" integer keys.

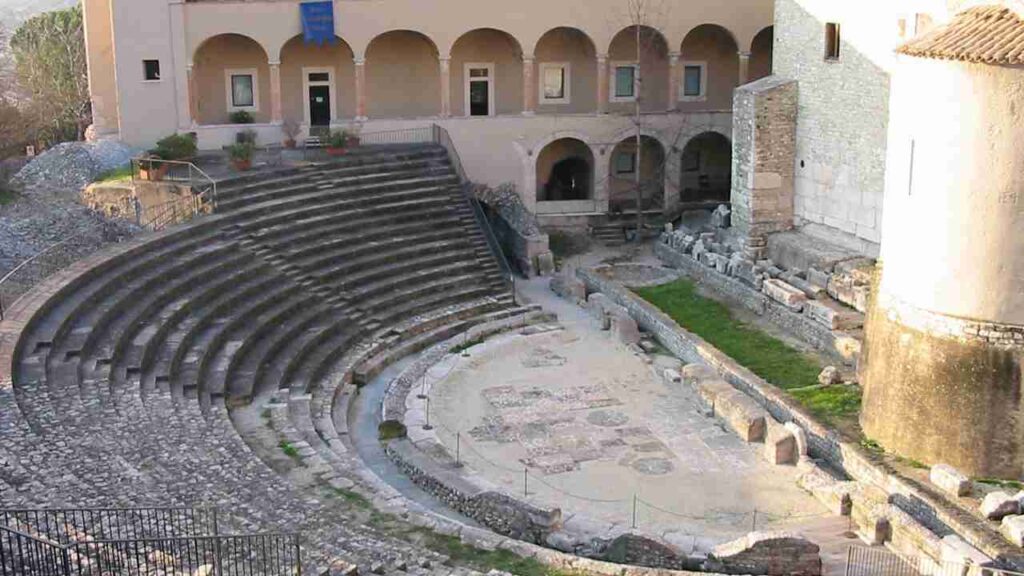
[
  {"left": 439, "top": 57, "right": 451, "bottom": 118},
  {"left": 596, "top": 55, "right": 609, "bottom": 114},
  {"left": 738, "top": 51, "right": 751, "bottom": 86},
  {"left": 186, "top": 64, "right": 198, "bottom": 127},
  {"left": 522, "top": 57, "right": 535, "bottom": 115},
  {"left": 354, "top": 58, "right": 367, "bottom": 120},
  {"left": 269, "top": 61, "right": 283, "bottom": 124},
  {"left": 667, "top": 52, "right": 681, "bottom": 111}
]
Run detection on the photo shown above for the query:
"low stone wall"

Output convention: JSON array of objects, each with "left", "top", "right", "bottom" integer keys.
[
  {"left": 705, "top": 533, "right": 821, "bottom": 576},
  {"left": 575, "top": 266, "right": 1024, "bottom": 570}
]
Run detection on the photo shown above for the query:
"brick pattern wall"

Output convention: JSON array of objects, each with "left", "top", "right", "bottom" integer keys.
[
  {"left": 878, "top": 293, "right": 1024, "bottom": 349},
  {"left": 773, "top": 0, "right": 890, "bottom": 253}
]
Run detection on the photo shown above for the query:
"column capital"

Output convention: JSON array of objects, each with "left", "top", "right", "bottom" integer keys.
[
  {"left": 523, "top": 55, "right": 535, "bottom": 63},
  {"left": 267, "top": 60, "right": 281, "bottom": 67},
  {"left": 438, "top": 56, "right": 451, "bottom": 63},
  {"left": 737, "top": 51, "right": 752, "bottom": 59},
  {"left": 354, "top": 58, "right": 366, "bottom": 66},
  {"left": 596, "top": 54, "right": 609, "bottom": 62},
  {"left": 669, "top": 51, "right": 682, "bottom": 61}
]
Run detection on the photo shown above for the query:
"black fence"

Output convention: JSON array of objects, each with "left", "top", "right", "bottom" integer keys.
[
  {"left": 845, "top": 546, "right": 1024, "bottom": 576},
  {"left": 1, "top": 508, "right": 300, "bottom": 576}
]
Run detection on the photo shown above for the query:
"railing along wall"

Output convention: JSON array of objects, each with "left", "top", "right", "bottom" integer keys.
[
  {"left": 1, "top": 508, "right": 301, "bottom": 576},
  {"left": 130, "top": 158, "right": 218, "bottom": 231},
  {"left": 845, "top": 545, "right": 1024, "bottom": 576}
]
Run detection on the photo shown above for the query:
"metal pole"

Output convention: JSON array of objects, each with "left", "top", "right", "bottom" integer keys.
[
  {"left": 632, "top": 495, "right": 637, "bottom": 529},
  {"left": 524, "top": 468, "right": 528, "bottom": 496},
  {"left": 751, "top": 508, "right": 757, "bottom": 532},
  {"left": 456, "top": 432, "right": 461, "bottom": 467},
  {"left": 423, "top": 397, "right": 432, "bottom": 430},
  {"left": 213, "top": 509, "right": 223, "bottom": 576}
]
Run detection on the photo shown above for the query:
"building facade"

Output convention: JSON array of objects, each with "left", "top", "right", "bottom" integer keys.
[{"left": 82, "top": 0, "right": 773, "bottom": 226}]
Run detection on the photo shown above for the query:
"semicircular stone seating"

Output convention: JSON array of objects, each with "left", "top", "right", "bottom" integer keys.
[{"left": 0, "top": 143, "right": 532, "bottom": 574}]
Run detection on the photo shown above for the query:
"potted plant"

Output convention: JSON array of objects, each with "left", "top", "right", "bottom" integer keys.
[
  {"left": 152, "top": 133, "right": 197, "bottom": 162},
  {"left": 325, "top": 129, "right": 349, "bottom": 156},
  {"left": 138, "top": 154, "right": 168, "bottom": 181},
  {"left": 228, "top": 142, "right": 254, "bottom": 171},
  {"left": 282, "top": 119, "right": 300, "bottom": 149},
  {"left": 229, "top": 110, "right": 254, "bottom": 125}
]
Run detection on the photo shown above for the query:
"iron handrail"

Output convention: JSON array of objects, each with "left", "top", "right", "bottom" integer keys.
[{"left": 0, "top": 229, "right": 91, "bottom": 322}]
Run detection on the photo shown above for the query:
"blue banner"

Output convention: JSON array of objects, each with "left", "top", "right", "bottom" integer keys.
[{"left": 300, "top": 2, "right": 335, "bottom": 46}]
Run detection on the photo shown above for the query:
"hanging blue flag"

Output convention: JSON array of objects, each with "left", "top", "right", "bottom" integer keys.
[{"left": 300, "top": 2, "right": 335, "bottom": 46}]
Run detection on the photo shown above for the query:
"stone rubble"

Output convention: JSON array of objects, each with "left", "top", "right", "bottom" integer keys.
[
  {"left": 11, "top": 140, "right": 138, "bottom": 194},
  {"left": 981, "top": 491, "right": 1021, "bottom": 521},
  {"left": 817, "top": 367, "right": 841, "bottom": 387},
  {"left": 930, "top": 464, "right": 972, "bottom": 497}
]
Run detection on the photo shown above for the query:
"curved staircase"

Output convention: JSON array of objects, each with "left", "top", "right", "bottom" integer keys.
[{"left": 0, "top": 143, "right": 532, "bottom": 575}]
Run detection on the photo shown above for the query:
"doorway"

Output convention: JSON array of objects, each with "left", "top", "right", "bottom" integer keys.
[
  {"left": 465, "top": 63, "right": 494, "bottom": 117},
  {"left": 303, "top": 67, "right": 335, "bottom": 127}
]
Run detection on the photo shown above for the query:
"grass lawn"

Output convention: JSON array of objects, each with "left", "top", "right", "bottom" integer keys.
[
  {"left": 95, "top": 166, "right": 133, "bottom": 183},
  {"left": 635, "top": 278, "right": 862, "bottom": 429}
]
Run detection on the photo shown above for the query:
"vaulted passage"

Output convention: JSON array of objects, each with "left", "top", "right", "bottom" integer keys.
[
  {"left": 536, "top": 138, "right": 594, "bottom": 201},
  {"left": 365, "top": 30, "right": 441, "bottom": 118},
  {"left": 680, "top": 131, "right": 732, "bottom": 206},
  {"left": 609, "top": 135, "right": 665, "bottom": 212}
]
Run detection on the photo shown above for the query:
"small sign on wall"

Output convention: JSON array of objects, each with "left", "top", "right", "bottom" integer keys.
[{"left": 300, "top": 2, "right": 335, "bottom": 46}]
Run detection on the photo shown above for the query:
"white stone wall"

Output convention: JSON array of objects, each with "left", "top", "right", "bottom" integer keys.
[{"left": 772, "top": 0, "right": 946, "bottom": 257}]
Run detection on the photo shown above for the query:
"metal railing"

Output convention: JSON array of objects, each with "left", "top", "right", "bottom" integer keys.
[
  {"left": 1, "top": 508, "right": 301, "bottom": 576},
  {"left": 0, "top": 229, "right": 91, "bottom": 322},
  {"left": 131, "top": 157, "right": 218, "bottom": 231},
  {"left": 359, "top": 126, "right": 434, "bottom": 146},
  {"left": 845, "top": 546, "right": 1024, "bottom": 576}
]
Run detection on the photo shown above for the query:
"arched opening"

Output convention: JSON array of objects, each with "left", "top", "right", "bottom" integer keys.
[
  {"left": 451, "top": 28, "right": 524, "bottom": 117},
  {"left": 536, "top": 138, "right": 594, "bottom": 202},
  {"left": 365, "top": 30, "right": 441, "bottom": 119},
  {"left": 533, "top": 27, "right": 598, "bottom": 114},
  {"left": 607, "top": 26, "right": 669, "bottom": 113},
  {"left": 750, "top": 26, "right": 774, "bottom": 82},
  {"left": 192, "top": 34, "right": 271, "bottom": 125},
  {"left": 678, "top": 24, "right": 739, "bottom": 111},
  {"left": 680, "top": 131, "right": 732, "bottom": 206},
  {"left": 279, "top": 35, "right": 356, "bottom": 127},
  {"left": 609, "top": 135, "right": 665, "bottom": 213}
]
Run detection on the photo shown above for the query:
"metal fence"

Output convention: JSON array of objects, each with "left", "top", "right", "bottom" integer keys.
[
  {"left": 130, "top": 158, "right": 218, "bottom": 231},
  {"left": 846, "top": 546, "right": 1024, "bottom": 576},
  {"left": 1, "top": 508, "right": 300, "bottom": 576}
]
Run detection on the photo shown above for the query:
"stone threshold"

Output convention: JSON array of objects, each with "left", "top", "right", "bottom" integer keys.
[{"left": 574, "top": 266, "right": 1024, "bottom": 570}]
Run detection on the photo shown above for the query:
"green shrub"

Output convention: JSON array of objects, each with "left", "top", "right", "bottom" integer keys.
[
  {"left": 327, "top": 129, "right": 350, "bottom": 149},
  {"left": 228, "top": 142, "right": 254, "bottom": 162},
  {"left": 149, "top": 133, "right": 197, "bottom": 161},
  {"left": 229, "top": 110, "right": 254, "bottom": 124},
  {"left": 378, "top": 420, "right": 408, "bottom": 441}
]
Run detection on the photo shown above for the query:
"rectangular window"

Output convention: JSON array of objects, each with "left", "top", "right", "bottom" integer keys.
[
  {"left": 539, "top": 62, "right": 571, "bottom": 104},
  {"left": 231, "top": 74, "right": 255, "bottom": 108},
  {"left": 824, "top": 23, "right": 841, "bottom": 61},
  {"left": 613, "top": 65, "right": 636, "bottom": 99},
  {"left": 143, "top": 59, "right": 161, "bottom": 81},
  {"left": 308, "top": 72, "right": 330, "bottom": 83},
  {"left": 614, "top": 152, "right": 636, "bottom": 175}
]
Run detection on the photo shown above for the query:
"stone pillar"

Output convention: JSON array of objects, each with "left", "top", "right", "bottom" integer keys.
[
  {"left": 596, "top": 55, "right": 609, "bottom": 114},
  {"left": 667, "top": 52, "right": 681, "bottom": 110},
  {"left": 594, "top": 145, "right": 611, "bottom": 213},
  {"left": 738, "top": 51, "right": 751, "bottom": 86},
  {"left": 186, "top": 64, "right": 198, "bottom": 127},
  {"left": 269, "top": 61, "right": 283, "bottom": 124},
  {"left": 354, "top": 58, "right": 367, "bottom": 120},
  {"left": 439, "top": 57, "right": 451, "bottom": 118},
  {"left": 522, "top": 57, "right": 536, "bottom": 115}
]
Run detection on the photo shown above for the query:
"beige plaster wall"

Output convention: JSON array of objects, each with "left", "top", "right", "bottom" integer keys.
[
  {"left": 678, "top": 24, "right": 740, "bottom": 112},
  {"left": 194, "top": 34, "right": 272, "bottom": 125},
  {"left": 83, "top": 0, "right": 119, "bottom": 136},
  {"left": 878, "top": 58, "right": 1024, "bottom": 325},
  {"left": 366, "top": 31, "right": 441, "bottom": 119},
  {"left": 608, "top": 136, "right": 666, "bottom": 206},
  {"left": 534, "top": 28, "right": 598, "bottom": 115},
  {"left": 451, "top": 29, "right": 524, "bottom": 117},
  {"left": 280, "top": 36, "right": 356, "bottom": 124},
  {"left": 536, "top": 138, "right": 594, "bottom": 200},
  {"left": 607, "top": 27, "right": 670, "bottom": 113}
]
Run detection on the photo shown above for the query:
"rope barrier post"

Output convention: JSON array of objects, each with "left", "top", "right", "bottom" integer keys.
[
  {"left": 524, "top": 468, "right": 528, "bottom": 497},
  {"left": 456, "top": 432, "right": 461, "bottom": 467},
  {"left": 417, "top": 371, "right": 427, "bottom": 400},
  {"left": 751, "top": 508, "right": 757, "bottom": 532},
  {"left": 632, "top": 495, "right": 637, "bottom": 529},
  {"left": 423, "top": 396, "right": 433, "bottom": 431}
]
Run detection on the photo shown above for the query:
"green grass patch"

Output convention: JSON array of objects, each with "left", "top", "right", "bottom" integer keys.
[
  {"left": 789, "top": 385, "right": 862, "bottom": 427},
  {"left": 330, "top": 487, "right": 374, "bottom": 508},
  {"left": 378, "top": 420, "right": 408, "bottom": 441},
  {"left": 978, "top": 478, "right": 1024, "bottom": 491},
  {"left": 417, "top": 532, "right": 576, "bottom": 576},
  {"left": 635, "top": 279, "right": 823, "bottom": 390},
  {"left": 278, "top": 440, "right": 300, "bottom": 460},
  {"left": 451, "top": 336, "right": 484, "bottom": 355},
  {"left": 0, "top": 189, "right": 18, "bottom": 205},
  {"left": 95, "top": 166, "right": 133, "bottom": 183}
]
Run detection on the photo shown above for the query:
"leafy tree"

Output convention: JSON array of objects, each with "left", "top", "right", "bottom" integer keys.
[{"left": 9, "top": 5, "right": 89, "bottom": 144}]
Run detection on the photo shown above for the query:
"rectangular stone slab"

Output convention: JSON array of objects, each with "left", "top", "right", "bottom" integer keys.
[
  {"left": 806, "top": 299, "right": 865, "bottom": 330},
  {"left": 762, "top": 279, "right": 807, "bottom": 312},
  {"left": 714, "top": 390, "right": 767, "bottom": 442}
]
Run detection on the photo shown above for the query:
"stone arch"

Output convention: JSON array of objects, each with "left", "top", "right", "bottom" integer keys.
[
  {"left": 536, "top": 138, "right": 595, "bottom": 202},
  {"left": 749, "top": 26, "right": 774, "bottom": 82},
  {"left": 450, "top": 28, "right": 524, "bottom": 116},
  {"left": 365, "top": 30, "right": 442, "bottom": 119},
  {"left": 192, "top": 33, "right": 272, "bottom": 125},
  {"left": 678, "top": 24, "right": 740, "bottom": 111},
  {"left": 607, "top": 25, "right": 670, "bottom": 112},
  {"left": 680, "top": 131, "right": 732, "bottom": 205},
  {"left": 279, "top": 35, "right": 357, "bottom": 126},
  {"left": 608, "top": 135, "right": 666, "bottom": 213},
  {"left": 533, "top": 27, "right": 598, "bottom": 114}
]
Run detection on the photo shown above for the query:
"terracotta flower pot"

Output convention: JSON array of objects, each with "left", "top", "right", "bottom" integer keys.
[
  {"left": 326, "top": 147, "right": 348, "bottom": 157},
  {"left": 139, "top": 163, "right": 169, "bottom": 181},
  {"left": 231, "top": 158, "right": 252, "bottom": 171}
]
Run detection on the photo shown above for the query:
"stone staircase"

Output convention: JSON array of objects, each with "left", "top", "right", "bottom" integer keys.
[{"left": 0, "top": 143, "right": 527, "bottom": 575}]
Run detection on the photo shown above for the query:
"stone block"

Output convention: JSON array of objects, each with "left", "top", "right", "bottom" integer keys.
[
  {"left": 981, "top": 491, "right": 1021, "bottom": 520},
  {"left": 1002, "top": 515, "right": 1024, "bottom": 546},
  {"left": 681, "top": 363, "right": 717, "bottom": 386},
  {"left": 939, "top": 535, "right": 994, "bottom": 567},
  {"left": 549, "top": 275, "right": 585, "bottom": 302},
  {"left": 763, "top": 279, "right": 807, "bottom": 312},
  {"left": 662, "top": 369, "right": 682, "bottom": 384},
  {"left": 697, "top": 378, "right": 736, "bottom": 407},
  {"left": 715, "top": 390, "right": 767, "bottom": 442},
  {"left": 805, "top": 299, "right": 865, "bottom": 330},
  {"left": 817, "top": 366, "right": 841, "bottom": 386},
  {"left": 585, "top": 293, "right": 613, "bottom": 329},
  {"left": 807, "top": 267, "right": 830, "bottom": 290},
  {"left": 692, "top": 239, "right": 706, "bottom": 262},
  {"left": 612, "top": 313, "right": 640, "bottom": 346},
  {"left": 715, "top": 254, "right": 729, "bottom": 275},
  {"left": 784, "top": 422, "right": 808, "bottom": 457},
  {"left": 931, "top": 464, "right": 971, "bottom": 497},
  {"left": 711, "top": 204, "right": 732, "bottom": 229},
  {"left": 324, "top": 559, "right": 360, "bottom": 576},
  {"left": 535, "top": 252, "right": 555, "bottom": 277},
  {"left": 764, "top": 420, "right": 797, "bottom": 465}
]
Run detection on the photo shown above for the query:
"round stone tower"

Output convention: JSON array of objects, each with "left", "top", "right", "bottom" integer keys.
[{"left": 861, "top": 5, "right": 1024, "bottom": 478}]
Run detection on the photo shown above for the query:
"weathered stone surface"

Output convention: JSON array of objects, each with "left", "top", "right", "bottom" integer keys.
[
  {"left": 535, "top": 252, "right": 555, "bottom": 277},
  {"left": 981, "top": 491, "right": 1021, "bottom": 521},
  {"left": 711, "top": 204, "right": 732, "bottom": 229},
  {"left": 549, "top": 275, "right": 586, "bottom": 302},
  {"left": 805, "top": 299, "right": 864, "bottom": 330},
  {"left": 930, "top": 464, "right": 971, "bottom": 497},
  {"left": 762, "top": 279, "right": 807, "bottom": 312},
  {"left": 325, "top": 559, "right": 360, "bottom": 576},
  {"left": 784, "top": 422, "right": 809, "bottom": 457},
  {"left": 662, "top": 369, "right": 682, "bottom": 384},
  {"left": 715, "top": 390, "right": 767, "bottom": 442},
  {"left": 696, "top": 378, "right": 736, "bottom": 407},
  {"left": 1002, "top": 515, "right": 1024, "bottom": 546},
  {"left": 807, "top": 268, "right": 830, "bottom": 290},
  {"left": 611, "top": 313, "right": 641, "bottom": 346},
  {"left": 764, "top": 420, "right": 797, "bottom": 465},
  {"left": 939, "top": 534, "right": 994, "bottom": 567},
  {"left": 817, "top": 367, "right": 841, "bottom": 386},
  {"left": 786, "top": 276, "right": 825, "bottom": 299},
  {"left": 706, "top": 532, "right": 822, "bottom": 576},
  {"left": 681, "top": 363, "right": 717, "bottom": 386}
]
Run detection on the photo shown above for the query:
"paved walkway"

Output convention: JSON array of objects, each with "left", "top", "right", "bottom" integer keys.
[{"left": 428, "top": 272, "right": 837, "bottom": 555}]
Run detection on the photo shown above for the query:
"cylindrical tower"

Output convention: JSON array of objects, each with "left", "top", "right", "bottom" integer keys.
[{"left": 861, "top": 5, "right": 1024, "bottom": 478}]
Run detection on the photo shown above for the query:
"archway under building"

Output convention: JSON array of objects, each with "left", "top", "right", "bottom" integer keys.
[
  {"left": 451, "top": 28, "right": 524, "bottom": 117},
  {"left": 608, "top": 135, "right": 665, "bottom": 213},
  {"left": 279, "top": 34, "right": 356, "bottom": 127},
  {"left": 536, "top": 138, "right": 594, "bottom": 202},
  {"left": 192, "top": 34, "right": 272, "bottom": 125},
  {"left": 365, "top": 30, "right": 441, "bottom": 118},
  {"left": 680, "top": 131, "right": 732, "bottom": 206},
  {"left": 533, "top": 27, "right": 598, "bottom": 114},
  {"left": 750, "top": 26, "right": 774, "bottom": 82},
  {"left": 607, "top": 26, "right": 669, "bottom": 113},
  {"left": 678, "top": 24, "right": 739, "bottom": 111}
]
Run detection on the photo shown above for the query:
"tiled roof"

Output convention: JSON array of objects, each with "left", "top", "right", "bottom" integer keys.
[{"left": 897, "top": 5, "right": 1024, "bottom": 65}]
